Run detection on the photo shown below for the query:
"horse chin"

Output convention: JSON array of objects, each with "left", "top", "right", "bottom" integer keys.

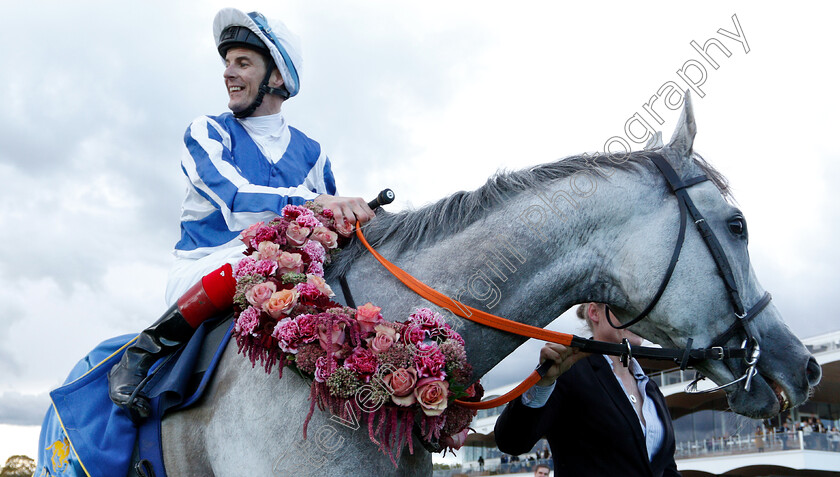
[{"left": 724, "top": 374, "right": 788, "bottom": 419}]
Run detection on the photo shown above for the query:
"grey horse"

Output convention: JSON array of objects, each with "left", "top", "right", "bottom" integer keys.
[{"left": 159, "top": 95, "right": 821, "bottom": 476}]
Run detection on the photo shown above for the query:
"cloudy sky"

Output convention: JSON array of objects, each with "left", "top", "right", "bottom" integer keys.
[{"left": 1, "top": 0, "right": 837, "bottom": 464}]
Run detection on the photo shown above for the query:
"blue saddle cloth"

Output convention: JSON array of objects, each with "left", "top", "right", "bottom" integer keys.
[{"left": 36, "top": 318, "right": 233, "bottom": 477}]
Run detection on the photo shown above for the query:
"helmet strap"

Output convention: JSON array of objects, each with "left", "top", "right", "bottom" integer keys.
[{"left": 233, "top": 67, "right": 290, "bottom": 119}]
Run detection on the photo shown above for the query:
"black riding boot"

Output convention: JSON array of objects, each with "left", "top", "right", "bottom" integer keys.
[
  {"left": 107, "top": 305, "right": 194, "bottom": 423},
  {"left": 107, "top": 263, "right": 237, "bottom": 423}
]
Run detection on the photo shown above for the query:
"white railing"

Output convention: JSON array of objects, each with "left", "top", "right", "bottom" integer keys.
[{"left": 675, "top": 431, "right": 840, "bottom": 459}]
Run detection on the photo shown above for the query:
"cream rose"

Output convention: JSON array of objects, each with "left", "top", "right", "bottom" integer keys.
[
  {"left": 311, "top": 226, "right": 339, "bottom": 249},
  {"left": 368, "top": 324, "right": 399, "bottom": 353},
  {"left": 355, "top": 302, "right": 383, "bottom": 335},
  {"left": 285, "top": 223, "right": 311, "bottom": 247},
  {"left": 414, "top": 377, "right": 449, "bottom": 416},
  {"left": 276, "top": 251, "right": 303, "bottom": 274},
  {"left": 383, "top": 367, "right": 419, "bottom": 406},
  {"left": 262, "top": 288, "right": 299, "bottom": 319},
  {"left": 256, "top": 241, "right": 282, "bottom": 262},
  {"left": 245, "top": 281, "right": 277, "bottom": 307},
  {"left": 306, "top": 274, "right": 335, "bottom": 297},
  {"left": 317, "top": 322, "right": 347, "bottom": 354}
]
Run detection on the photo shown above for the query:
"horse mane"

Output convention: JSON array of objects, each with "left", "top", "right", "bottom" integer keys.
[{"left": 326, "top": 149, "right": 731, "bottom": 279}]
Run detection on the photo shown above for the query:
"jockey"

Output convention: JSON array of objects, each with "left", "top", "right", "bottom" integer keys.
[{"left": 108, "top": 7, "right": 375, "bottom": 422}]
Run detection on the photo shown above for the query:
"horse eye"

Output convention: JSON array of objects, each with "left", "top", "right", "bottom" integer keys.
[{"left": 728, "top": 216, "right": 747, "bottom": 236}]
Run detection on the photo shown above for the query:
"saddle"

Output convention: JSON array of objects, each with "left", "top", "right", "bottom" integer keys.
[{"left": 36, "top": 316, "right": 233, "bottom": 477}]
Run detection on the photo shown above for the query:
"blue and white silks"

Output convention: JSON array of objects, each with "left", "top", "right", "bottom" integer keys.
[{"left": 167, "top": 112, "right": 336, "bottom": 304}]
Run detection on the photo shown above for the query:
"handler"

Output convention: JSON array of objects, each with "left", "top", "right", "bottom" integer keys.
[
  {"left": 108, "top": 7, "right": 375, "bottom": 422},
  {"left": 494, "top": 303, "right": 681, "bottom": 477}
]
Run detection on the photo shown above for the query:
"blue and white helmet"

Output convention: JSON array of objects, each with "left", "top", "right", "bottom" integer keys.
[{"left": 213, "top": 8, "right": 302, "bottom": 98}]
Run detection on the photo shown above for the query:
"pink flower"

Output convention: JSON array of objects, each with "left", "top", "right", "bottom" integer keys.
[
  {"left": 295, "top": 282, "right": 322, "bottom": 302},
  {"left": 245, "top": 281, "right": 277, "bottom": 307},
  {"left": 382, "top": 367, "right": 418, "bottom": 406},
  {"left": 285, "top": 223, "right": 311, "bottom": 247},
  {"left": 256, "top": 241, "right": 282, "bottom": 262},
  {"left": 272, "top": 318, "right": 301, "bottom": 354},
  {"left": 368, "top": 324, "right": 398, "bottom": 354},
  {"left": 414, "top": 343, "right": 447, "bottom": 379},
  {"left": 253, "top": 226, "right": 278, "bottom": 246},
  {"left": 296, "top": 314, "right": 318, "bottom": 342},
  {"left": 307, "top": 261, "right": 324, "bottom": 277},
  {"left": 343, "top": 348, "right": 379, "bottom": 381},
  {"left": 235, "top": 306, "right": 262, "bottom": 336},
  {"left": 314, "top": 356, "right": 337, "bottom": 383},
  {"left": 277, "top": 251, "right": 303, "bottom": 274},
  {"left": 302, "top": 240, "right": 326, "bottom": 263},
  {"left": 240, "top": 221, "right": 265, "bottom": 247},
  {"left": 414, "top": 377, "right": 450, "bottom": 416},
  {"left": 296, "top": 214, "right": 321, "bottom": 229},
  {"left": 306, "top": 274, "right": 335, "bottom": 297},
  {"left": 443, "top": 428, "right": 470, "bottom": 450},
  {"left": 311, "top": 226, "right": 338, "bottom": 249},
  {"left": 356, "top": 302, "right": 383, "bottom": 335},
  {"left": 234, "top": 256, "right": 257, "bottom": 279},
  {"left": 254, "top": 259, "right": 278, "bottom": 276},
  {"left": 318, "top": 321, "right": 347, "bottom": 355},
  {"left": 262, "top": 289, "right": 299, "bottom": 319}
]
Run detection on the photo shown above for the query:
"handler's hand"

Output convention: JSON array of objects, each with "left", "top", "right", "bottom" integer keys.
[
  {"left": 314, "top": 195, "right": 376, "bottom": 236},
  {"left": 536, "top": 343, "right": 589, "bottom": 386}
]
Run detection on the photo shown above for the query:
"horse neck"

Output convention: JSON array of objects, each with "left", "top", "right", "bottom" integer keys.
[{"left": 335, "top": 170, "right": 647, "bottom": 379}]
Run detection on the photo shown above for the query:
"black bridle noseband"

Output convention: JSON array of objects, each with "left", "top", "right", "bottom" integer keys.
[{"left": 586, "top": 153, "right": 771, "bottom": 393}]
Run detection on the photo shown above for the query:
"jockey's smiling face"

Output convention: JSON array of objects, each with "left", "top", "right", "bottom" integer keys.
[{"left": 223, "top": 47, "right": 283, "bottom": 117}]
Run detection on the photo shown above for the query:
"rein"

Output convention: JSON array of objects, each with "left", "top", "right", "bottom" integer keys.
[
  {"left": 353, "top": 151, "right": 774, "bottom": 409},
  {"left": 353, "top": 223, "right": 747, "bottom": 410}
]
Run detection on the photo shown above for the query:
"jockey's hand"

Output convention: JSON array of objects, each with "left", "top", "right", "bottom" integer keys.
[
  {"left": 536, "top": 343, "right": 589, "bottom": 386},
  {"left": 314, "top": 194, "right": 376, "bottom": 236}
]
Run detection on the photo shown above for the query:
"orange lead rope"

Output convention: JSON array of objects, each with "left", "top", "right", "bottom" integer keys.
[{"left": 355, "top": 223, "right": 572, "bottom": 409}]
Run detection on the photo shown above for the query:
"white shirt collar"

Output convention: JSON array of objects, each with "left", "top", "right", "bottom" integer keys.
[{"left": 238, "top": 111, "right": 287, "bottom": 138}]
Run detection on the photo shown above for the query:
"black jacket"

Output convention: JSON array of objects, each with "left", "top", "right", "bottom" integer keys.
[{"left": 494, "top": 355, "right": 680, "bottom": 477}]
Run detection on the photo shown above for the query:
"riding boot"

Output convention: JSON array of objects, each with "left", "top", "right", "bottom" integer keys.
[{"left": 107, "top": 263, "right": 236, "bottom": 423}]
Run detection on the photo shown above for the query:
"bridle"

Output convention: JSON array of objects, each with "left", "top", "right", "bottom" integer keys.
[
  {"left": 351, "top": 155, "right": 772, "bottom": 409},
  {"left": 604, "top": 153, "right": 771, "bottom": 394}
]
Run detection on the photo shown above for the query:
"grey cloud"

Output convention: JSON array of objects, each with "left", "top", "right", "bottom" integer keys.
[{"left": 0, "top": 392, "right": 51, "bottom": 426}]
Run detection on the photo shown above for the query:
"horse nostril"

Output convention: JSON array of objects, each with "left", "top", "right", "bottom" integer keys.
[{"left": 806, "top": 356, "right": 822, "bottom": 387}]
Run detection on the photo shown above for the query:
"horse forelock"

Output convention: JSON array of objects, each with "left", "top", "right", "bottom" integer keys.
[{"left": 326, "top": 150, "right": 731, "bottom": 279}]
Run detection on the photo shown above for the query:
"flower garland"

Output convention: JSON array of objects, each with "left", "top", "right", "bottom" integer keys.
[{"left": 232, "top": 202, "right": 482, "bottom": 463}]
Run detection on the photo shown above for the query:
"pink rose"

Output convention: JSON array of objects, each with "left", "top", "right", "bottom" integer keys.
[
  {"left": 443, "top": 428, "right": 470, "bottom": 450},
  {"left": 318, "top": 322, "right": 347, "bottom": 355},
  {"left": 367, "top": 324, "right": 399, "bottom": 354},
  {"left": 262, "top": 289, "right": 299, "bottom": 319},
  {"left": 285, "top": 223, "right": 311, "bottom": 247},
  {"left": 414, "top": 377, "right": 449, "bottom": 416},
  {"left": 277, "top": 251, "right": 303, "bottom": 274},
  {"left": 311, "top": 226, "right": 338, "bottom": 249},
  {"left": 382, "top": 367, "right": 419, "bottom": 406},
  {"left": 356, "top": 302, "right": 383, "bottom": 335},
  {"left": 256, "top": 241, "right": 282, "bottom": 262},
  {"left": 306, "top": 274, "right": 335, "bottom": 297},
  {"left": 245, "top": 281, "right": 277, "bottom": 307},
  {"left": 240, "top": 221, "right": 265, "bottom": 246}
]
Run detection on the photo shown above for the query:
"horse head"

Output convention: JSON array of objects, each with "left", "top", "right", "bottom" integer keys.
[{"left": 609, "top": 93, "right": 821, "bottom": 418}]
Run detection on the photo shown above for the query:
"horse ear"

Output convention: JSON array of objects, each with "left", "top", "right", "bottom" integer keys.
[
  {"left": 665, "top": 90, "right": 696, "bottom": 159},
  {"left": 643, "top": 131, "right": 664, "bottom": 151}
]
